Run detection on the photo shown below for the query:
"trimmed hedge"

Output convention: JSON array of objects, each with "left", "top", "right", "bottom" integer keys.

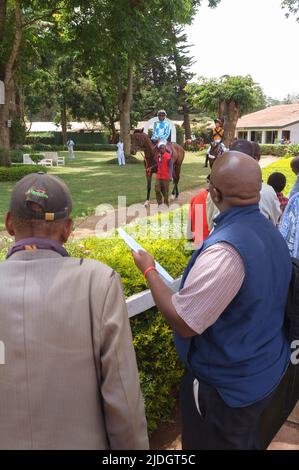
[
  {"left": 9, "top": 149, "right": 24, "bottom": 163},
  {"left": 0, "top": 165, "right": 48, "bottom": 182},
  {"left": 26, "top": 131, "right": 111, "bottom": 146},
  {"left": 73, "top": 143, "right": 117, "bottom": 151},
  {"left": 0, "top": 210, "right": 190, "bottom": 434},
  {"left": 259, "top": 144, "right": 288, "bottom": 157}
]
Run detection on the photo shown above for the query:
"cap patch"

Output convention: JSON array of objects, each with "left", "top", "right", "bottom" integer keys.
[{"left": 26, "top": 188, "right": 49, "bottom": 199}]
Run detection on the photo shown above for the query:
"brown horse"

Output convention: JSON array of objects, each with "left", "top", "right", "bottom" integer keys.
[
  {"left": 131, "top": 131, "right": 185, "bottom": 206},
  {"left": 207, "top": 141, "right": 225, "bottom": 169}
]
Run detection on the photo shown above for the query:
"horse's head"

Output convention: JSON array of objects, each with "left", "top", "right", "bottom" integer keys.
[
  {"left": 131, "top": 129, "right": 144, "bottom": 155},
  {"left": 131, "top": 130, "right": 157, "bottom": 172}
]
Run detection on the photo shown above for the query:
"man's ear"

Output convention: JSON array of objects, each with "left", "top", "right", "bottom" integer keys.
[
  {"left": 210, "top": 186, "right": 222, "bottom": 204},
  {"left": 61, "top": 218, "right": 73, "bottom": 243},
  {"left": 5, "top": 212, "right": 15, "bottom": 236}
]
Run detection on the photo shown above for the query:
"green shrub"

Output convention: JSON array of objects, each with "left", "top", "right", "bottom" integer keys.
[
  {"left": 9, "top": 149, "right": 23, "bottom": 163},
  {"left": 287, "top": 143, "right": 299, "bottom": 157},
  {"left": 29, "top": 153, "right": 45, "bottom": 163},
  {"left": 175, "top": 125, "right": 185, "bottom": 146},
  {"left": 26, "top": 133, "right": 56, "bottom": 145},
  {"left": 259, "top": 144, "right": 288, "bottom": 157},
  {"left": 26, "top": 131, "right": 111, "bottom": 146},
  {"left": 20, "top": 145, "right": 32, "bottom": 153},
  {"left": 0, "top": 165, "right": 48, "bottom": 182},
  {"left": 31, "top": 143, "right": 53, "bottom": 151},
  {"left": 74, "top": 143, "right": 117, "bottom": 151}
]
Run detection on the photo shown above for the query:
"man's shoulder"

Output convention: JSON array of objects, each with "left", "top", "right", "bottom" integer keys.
[{"left": 67, "top": 256, "right": 115, "bottom": 277}]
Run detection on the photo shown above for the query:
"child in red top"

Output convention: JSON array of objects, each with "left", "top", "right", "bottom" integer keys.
[
  {"left": 267, "top": 172, "right": 289, "bottom": 213},
  {"left": 155, "top": 141, "right": 173, "bottom": 206}
]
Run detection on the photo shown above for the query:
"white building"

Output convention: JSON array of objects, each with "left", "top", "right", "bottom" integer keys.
[{"left": 236, "top": 103, "right": 299, "bottom": 144}]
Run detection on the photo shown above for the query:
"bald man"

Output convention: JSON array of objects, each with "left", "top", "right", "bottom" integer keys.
[
  {"left": 289, "top": 156, "right": 299, "bottom": 199},
  {"left": 132, "top": 152, "right": 292, "bottom": 450},
  {"left": 206, "top": 140, "right": 281, "bottom": 230}
]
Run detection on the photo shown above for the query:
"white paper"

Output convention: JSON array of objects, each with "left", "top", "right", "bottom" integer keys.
[{"left": 118, "top": 227, "right": 174, "bottom": 283}]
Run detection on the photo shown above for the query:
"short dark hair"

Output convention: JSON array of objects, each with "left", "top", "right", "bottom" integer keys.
[
  {"left": 229, "top": 139, "right": 261, "bottom": 161},
  {"left": 230, "top": 139, "right": 254, "bottom": 158},
  {"left": 291, "top": 156, "right": 299, "bottom": 174},
  {"left": 267, "top": 172, "right": 287, "bottom": 193}
]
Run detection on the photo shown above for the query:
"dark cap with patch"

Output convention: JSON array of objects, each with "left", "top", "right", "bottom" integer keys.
[{"left": 9, "top": 172, "right": 72, "bottom": 221}]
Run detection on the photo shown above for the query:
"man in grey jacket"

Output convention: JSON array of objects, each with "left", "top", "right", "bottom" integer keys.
[{"left": 0, "top": 172, "right": 149, "bottom": 450}]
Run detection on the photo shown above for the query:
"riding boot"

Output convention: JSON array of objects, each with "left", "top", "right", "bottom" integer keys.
[{"left": 204, "top": 154, "right": 209, "bottom": 168}]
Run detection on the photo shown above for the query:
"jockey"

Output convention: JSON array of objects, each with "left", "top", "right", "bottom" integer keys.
[
  {"left": 144, "top": 110, "right": 177, "bottom": 145},
  {"left": 204, "top": 118, "right": 226, "bottom": 167}
]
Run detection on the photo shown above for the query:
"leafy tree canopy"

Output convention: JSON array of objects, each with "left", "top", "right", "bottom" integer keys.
[
  {"left": 282, "top": 0, "right": 299, "bottom": 20},
  {"left": 186, "top": 75, "right": 266, "bottom": 118}
]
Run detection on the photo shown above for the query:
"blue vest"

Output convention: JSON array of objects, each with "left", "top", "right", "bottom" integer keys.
[{"left": 174, "top": 205, "right": 292, "bottom": 407}]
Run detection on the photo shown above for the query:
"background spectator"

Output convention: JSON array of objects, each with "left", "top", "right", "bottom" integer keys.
[{"left": 267, "top": 172, "right": 289, "bottom": 213}]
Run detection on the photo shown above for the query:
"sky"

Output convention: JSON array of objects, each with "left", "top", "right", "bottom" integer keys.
[{"left": 186, "top": 0, "right": 299, "bottom": 100}]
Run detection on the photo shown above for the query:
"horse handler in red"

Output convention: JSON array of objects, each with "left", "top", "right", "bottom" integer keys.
[{"left": 155, "top": 140, "right": 173, "bottom": 206}]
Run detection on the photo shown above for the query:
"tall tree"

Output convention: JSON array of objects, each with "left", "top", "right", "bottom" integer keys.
[
  {"left": 187, "top": 75, "right": 266, "bottom": 147},
  {"left": 65, "top": 0, "right": 221, "bottom": 156},
  {"left": 0, "top": 0, "right": 64, "bottom": 154},
  {"left": 170, "top": 27, "right": 194, "bottom": 140}
]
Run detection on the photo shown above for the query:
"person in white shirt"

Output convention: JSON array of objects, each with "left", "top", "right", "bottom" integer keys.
[
  {"left": 66, "top": 139, "right": 75, "bottom": 159},
  {"left": 117, "top": 139, "right": 125, "bottom": 166}
]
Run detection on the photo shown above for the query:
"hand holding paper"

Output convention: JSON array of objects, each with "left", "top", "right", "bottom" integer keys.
[{"left": 118, "top": 228, "right": 174, "bottom": 283}]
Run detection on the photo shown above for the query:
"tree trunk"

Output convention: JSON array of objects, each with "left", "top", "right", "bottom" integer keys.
[
  {"left": 183, "top": 104, "right": 191, "bottom": 141},
  {"left": 119, "top": 57, "right": 134, "bottom": 157},
  {"left": 109, "top": 118, "right": 117, "bottom": 143},
  {"left": 61, "top": 94, "right": 67, "bottom": 146},
  {"left": 219, "top": 100, "right": 240, "bottom": 148},
  {"left": 0, "top": 99, "right": 10, "bottom": 150},
  {"left": 0, "top": 0, "right": 22, "bottom": 152}
]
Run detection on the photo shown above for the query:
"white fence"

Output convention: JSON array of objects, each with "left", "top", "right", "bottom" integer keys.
[{"left": 126, "top": 277, "right": 181, "bottom": 318}]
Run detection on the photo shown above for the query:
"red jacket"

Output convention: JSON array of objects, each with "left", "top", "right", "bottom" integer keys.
[
  {"left": 189, "top": 189, "right": 210, "bottom": 244},
  {"left": 156, "top": 151, "right": 173, "bottom": 180}
]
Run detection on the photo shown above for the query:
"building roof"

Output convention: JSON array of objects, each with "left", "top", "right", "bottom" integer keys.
[{"left": 237, "top": 103, "right": 299, "bottom": 129}]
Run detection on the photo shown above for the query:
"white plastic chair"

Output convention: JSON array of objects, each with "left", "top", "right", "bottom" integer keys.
[
  {"left": 57, "top": 156, "right": 65, "bottom": 166},
  {"left": 23, "top": 154, "right": 35, "bottom": 165},
  {"left": 38, "top": 159, "right": 53, "bottom": 167},
  {"left": 44, "top": 152, "right": 58, "bottom": 165}
]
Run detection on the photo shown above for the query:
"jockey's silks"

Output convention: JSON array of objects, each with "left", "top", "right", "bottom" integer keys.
[
  {"left": 152, "top": 120, "right": 171, "bottom": 141},
  {"left": 211, "top": 127, "right": 224, "bottom": 142},
  {"left": 174, "top": 205, "right": 291, "bottom": 407}
]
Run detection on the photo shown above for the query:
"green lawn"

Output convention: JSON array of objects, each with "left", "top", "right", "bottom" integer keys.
[{"left": 0, "top": 150, "right": 209, "bottom": 231}]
